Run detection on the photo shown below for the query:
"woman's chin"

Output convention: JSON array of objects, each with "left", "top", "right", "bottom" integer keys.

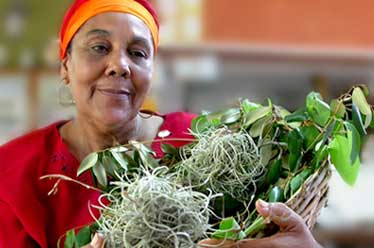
[{"left": 95, "top": 110, "right": 135, "bottom": 129}]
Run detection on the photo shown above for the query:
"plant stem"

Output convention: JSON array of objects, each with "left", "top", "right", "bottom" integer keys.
[{"left": 244, "top": 216, "right": 265, "bottom": 237}]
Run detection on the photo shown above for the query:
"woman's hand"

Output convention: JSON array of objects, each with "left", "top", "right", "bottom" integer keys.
[
  {"left": 199, "top": 200, "right": 323, "bottom": 248},
  {"left": 82, "top": 233, "right": 105, "bottom": 248}
]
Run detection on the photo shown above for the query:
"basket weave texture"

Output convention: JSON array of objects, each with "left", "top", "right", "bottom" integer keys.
[{"left": 286, "top": 161, "right": 332, "bottom": 229}]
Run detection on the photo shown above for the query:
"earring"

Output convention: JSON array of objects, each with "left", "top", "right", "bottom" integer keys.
[{"left": 58, "top": 79, "right": 75, "bottom": 106}]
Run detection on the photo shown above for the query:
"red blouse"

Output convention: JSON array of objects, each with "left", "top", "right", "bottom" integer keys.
[{"left": 0, "top": 112, "right": 196, "bottom": 247}]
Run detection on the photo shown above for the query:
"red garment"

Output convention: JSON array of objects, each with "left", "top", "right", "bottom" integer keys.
[{"left": 0, "top": 112, "right": 196, "bottom": 247}]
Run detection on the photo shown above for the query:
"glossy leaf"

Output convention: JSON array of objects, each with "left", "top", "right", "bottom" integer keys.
[
  {"left": 75, "top": 226, "right": 92, "bottom": 247},
  {"left": 212, "top": 217, "right": 246, "bottom": 240},
  {"left": 306, "top": 92, "right": 330, "bottom": 126},
  {"left": 352, "top": 103, "right": 367, "bottom": 136},
  {"left": 288, "top": 153, "right": 302, "bottom": 173},
  {"left": 284, "top": 107, "right": 308, "bottom": 123},
  {"left": 352, "top": 87, "right": 372, "bottom": 128},
  {"left": 269, "top": 186, "right": 284, "bottom": 202},
  {"left": 221, "top": 108, "right": 241, "bottom": 124},
  {"left": 311, "top": 145, "right": 329, "bottom": 169},
  {"left": 287, "top": 129, "right": 303, "bottom": 154},
  {"left": 110, "top": 146, "right": 128, "bottom": 153},
  {"left": 93, "top": 162, "right": 107, "bottom": 187},
  {"left": 259, "top": 137, "right": 272, "bottom": 166},
  {"left": 139, "top": 149, "right": 159, "bottom": 168},
  {"left": 330, "top": 99, "right": 346, "bottom": 118},
  {"left": 287, "top": 129, "right": 303, "bottom": 172},
  {"left": 320, "top": 120, "right": 336, "bottom": 148},
  {"left": 249, "top": 115, "right": 272, "bottom": 138},
  {"left": 101, "top": 153, "right": 117, "bottom": 177},
  {"left": 344, "top": 122, "right": 361, "bottom": 165},
  {"left": 111, "top": 151, "right": 128, "bottom": 171},
  {"left": 161, "top": 143, "right": 178, "bottom": 155},
  {"left": 244, "top": 105, "right": 272, "bottom": 127},
  {"left": 329, "top": 134, "right": 361, "bottom": 186},
  {"left": 191, "top": 115, "right": 210, "bottom": 134},
  {"left": 300, "top": 125, "right": 320, "bottom": 150},
  {"left": 241, "top": 99, "right": 261, "bottom": 114},
  {"left": 77, "top": 152, "right": 98, "bottom": 176},
  {"left": 64, "top": 229, "right": 75, "bottom": 248},
  {"left": 290, "top": 169, "right": 312, "bottom": 195},
  {"left": 266, "top": 159, "right": 282, "bottom": 185},
  {"left": 352, "top": 87, "right": 372, "bottom": 115}
]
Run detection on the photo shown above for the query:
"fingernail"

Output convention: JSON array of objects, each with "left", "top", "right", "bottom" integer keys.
[
  {"left": 91, "top": 233, "right": 103, "bottom": 246},
  {"left": 257, "top": 199, "right": 269, "bottom": 213}
]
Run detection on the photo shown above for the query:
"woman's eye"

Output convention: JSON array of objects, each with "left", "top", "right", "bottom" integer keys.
[
  {"left": 129, "top": 50, "right": 146, "bottom": 58},
  {"left": 91, "top": 45, "right": 109, "bottom": 54}
]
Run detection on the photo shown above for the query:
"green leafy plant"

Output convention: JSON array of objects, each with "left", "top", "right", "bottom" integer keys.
[{"left": 55, "top": 85, "right": 373, "bottom": 247}]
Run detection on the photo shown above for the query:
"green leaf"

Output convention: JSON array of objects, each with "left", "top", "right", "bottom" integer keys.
[
  {"left": 312, "top": 145, "right": 329, "bottom": 169},
  {"left": 352, "top": 87, "right": 372, "bottom": 128},
  {"left": 220, "top": 108, "right": 241, "bottom": 124},
  {"left": 352, "top": 103, "right": 367, "bottom": 136},
  {"left": 300, "top": 125, "right": 320, "bottom": 150},
  {"left": 101, "top": 153, "right": 117, "bottom": 177},
  {"left": 269, "top": 186, "right": 284, "bottom": 202},
  {"left": 212, "top": 217, "right": 246, "bottom": 240},
  {"left": 329, "top": 134, "right": 361, "bottom": 186},
  {"left": 344, "top": 122, "right": 361, "bottom": 165},
  {"left": 92, "top": 162, "right": 107, "bottom": 187},
  {"left": 285, "top": 107, "right": 308, "bottom": 123},
  {"left": 287, "top": 129, "right": 303, "bottom": 172},
  {"left": 352, "top": 87, "right": 372, "bottom": 115},
  {"left": 287, "top": 129, "right": 303, "bottom": 154},
  {"left": 320, "top": 120, "right": 336, "bottom": 148},
  {"left": 290, "top": 169, "right": 312, "bottom": 195},
  {"left": 241, "top": 99, "right": 261, "bottom": 114},
  {"left": 110, "top": 146, "right": 128, "bottom": 153},
  {"left": 243, "top": 105, "right": 272, "bottom": 127},
  {"left": 111, "top": 150, "right": 128, "bottom": 171},
  {"left": 140, "top": 151, "right": 159, "bottom": 168},
  {"left": 266, "top": 159, "right": 282, "bottom": 185},
  {"left": 75, "top": 226, "right": 92, "bottom": 247},
  {"left": 259, "top": 137, "right": 272, "bottom": 166},
  {"left": 330, "top": 99, "right": 346, "bottom": 118},
  {"left": 191, "top": 115, "right": 210, "bottom": 134},
  {"left": 249, "top": 115, "right": 272, "bottom": 138},
  {"left": 288, "top": 153, "right": 302, "bottom": 173},
  {"left": 64, "top": 229, "right": 75, "bottom": 248},
  {"left": 306, "top": 92, "right": 331, "bottom": 126},
  {"left": 161, "top": 143, "right": 178, "bottom": 155},
  {"left": 77, "top": 153, "right": 98, "bottom": 176}
]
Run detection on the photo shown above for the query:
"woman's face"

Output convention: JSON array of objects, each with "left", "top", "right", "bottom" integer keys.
[{"left": 61, "top": 12, "right": 154, "bottom": 129}]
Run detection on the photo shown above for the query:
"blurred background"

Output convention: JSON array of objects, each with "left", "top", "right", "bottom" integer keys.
[{"left": 0, "top": 0, "right": 373, "bottom": 247}]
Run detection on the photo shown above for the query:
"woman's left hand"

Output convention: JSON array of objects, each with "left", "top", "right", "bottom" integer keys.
[
  {"left": 82, "top": 233, "right": 105, "bottom": 248},
  {"left": 199, "top": 200, "right": 323, "bottom": 248}
]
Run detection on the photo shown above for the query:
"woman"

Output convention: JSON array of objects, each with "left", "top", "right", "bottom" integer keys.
[{"left": 0, "top": 0, "right": 323, "bottom": 247}]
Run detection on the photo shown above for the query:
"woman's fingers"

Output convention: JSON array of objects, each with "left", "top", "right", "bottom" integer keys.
[
  {"left": 256, "top": 200, "right": 306, "bottom": 232},
  {"left": 82, "top": 233, "right": 105, "bottom": 248},
  {"left": 198, "top": 238, "right": 237, "bottom": 248}
]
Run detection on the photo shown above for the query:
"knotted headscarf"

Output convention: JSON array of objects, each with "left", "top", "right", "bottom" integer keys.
[{"left": 59, "top": 0, "right": 159, "bottom": 59}]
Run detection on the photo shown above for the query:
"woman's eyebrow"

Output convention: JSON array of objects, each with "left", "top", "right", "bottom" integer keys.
[
  {"left": 85, "top": 29, "right": 112, "bottom": 38},
  {"left": 131, "top": 36, "right": 151, "bottom": 50}
]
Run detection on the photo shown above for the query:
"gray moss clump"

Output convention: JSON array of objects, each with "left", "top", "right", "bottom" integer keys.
[
  {"left": 178, "top": 128, "right": 265, "bottom": 202},
  {"left": 95, "top": 169, "right": 213, "bottom": 248}
]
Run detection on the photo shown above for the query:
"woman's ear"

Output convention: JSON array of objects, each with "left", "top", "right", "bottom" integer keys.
[{"left": 60, "top": 57, "right": 69, "bottom": 84}]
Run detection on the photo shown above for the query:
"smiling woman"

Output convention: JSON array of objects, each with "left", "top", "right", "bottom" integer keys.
[{"left": 0, "top": 1, "right": 323, "bottom": 248}]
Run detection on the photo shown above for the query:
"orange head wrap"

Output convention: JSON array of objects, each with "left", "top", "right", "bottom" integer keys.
[{"left": 59, "top": 0, "right": 159, "bottom": 59}]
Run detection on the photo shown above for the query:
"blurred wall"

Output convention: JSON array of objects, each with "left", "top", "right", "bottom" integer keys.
[{"left": 203, "top": 0, "right": 374, "bottom": 48}]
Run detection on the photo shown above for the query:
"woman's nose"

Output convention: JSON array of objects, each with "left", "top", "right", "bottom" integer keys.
[{"left": 105, "top": 50, "right": 131, "bottom": 78}]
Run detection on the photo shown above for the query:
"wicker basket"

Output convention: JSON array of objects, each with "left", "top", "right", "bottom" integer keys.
[{"left": 286, "top": 160, "right": 332, "bottom": 229}]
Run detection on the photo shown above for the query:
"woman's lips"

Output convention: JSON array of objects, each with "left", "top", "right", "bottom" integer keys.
[{"left": 97, "top": 88, "right": 131, "bottom": 98}]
